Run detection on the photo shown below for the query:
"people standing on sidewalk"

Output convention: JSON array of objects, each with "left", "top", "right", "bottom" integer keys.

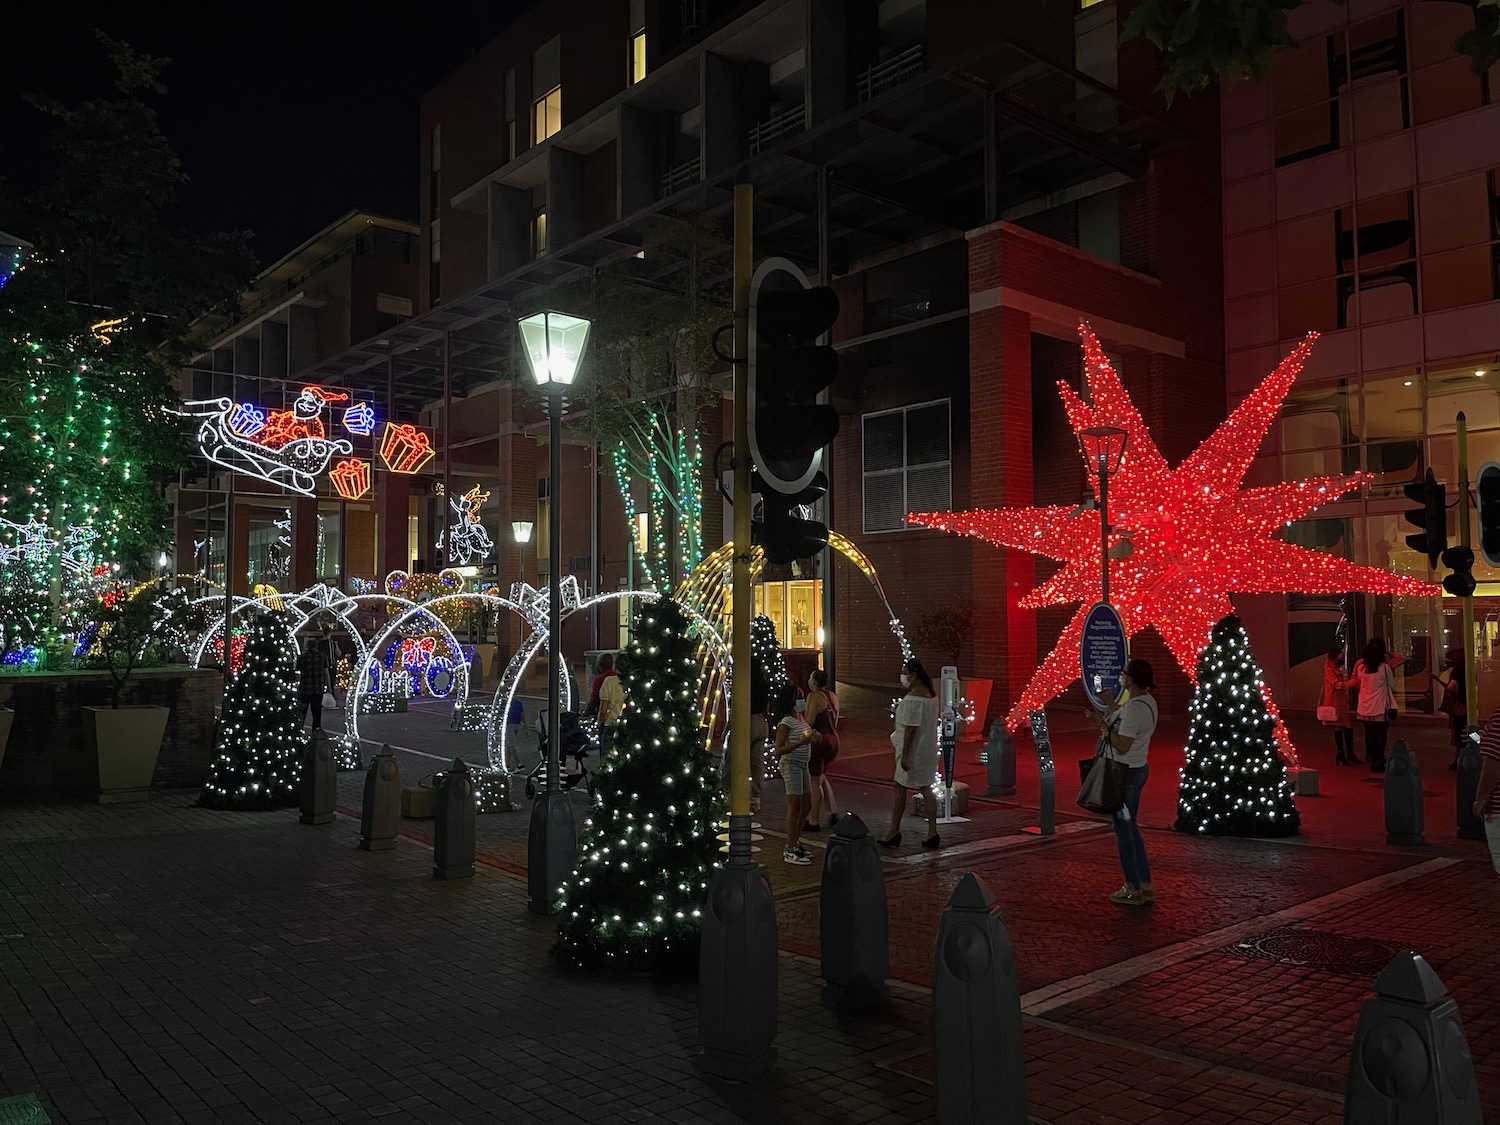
[
  {"left": 1353, "top": 638, "right": 1398, "bottom": 773},
  {"left": 804, "top": 669, "right": 840, "bottom": 832},
  {"left": 591, "top": 653, "right": 625, "bottom": 753},
  {"left": 772, "top": 684, "right": 815, "bottom": 865},
  {"left": 1473, "top": 703, "right": 1500, "bottom": 875},
  {"left": 297, "top": 637, "right": 333, "bottom": 731},
  {"left": 879, "top": 658, "right": 940, "bottom": 850},
  {"left": 1437, "top": 649, "right": 1467, "bottom": 771},
  {"left": 1088, "top": 658, "right": 1159, "bottom": 907},
  {"left": 1320, "top": 646, "right": 1359, "bottom": 765}
]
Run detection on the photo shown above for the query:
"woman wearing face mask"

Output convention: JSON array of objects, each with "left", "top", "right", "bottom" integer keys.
[
  {"left": 772, "top": 684, "right": 815, "bottom": 865},
  {"left": 879, "top": 658, "right": 940, "bottom": 849}
]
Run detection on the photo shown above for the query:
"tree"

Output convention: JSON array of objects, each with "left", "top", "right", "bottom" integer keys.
[
  {"left": 89, "top": 583, "right": 160, "bottom": 709},
  {"left": 0, "top": 35, "right": 255, "bottom": 647},
  {"left": 911, "top": 605, "right": 974, "bottom": 670},
  {"left": 554, "top": 596, "right": 724, "bottom": 973},
  {"left": 1175, "top": 614, "right": 1300, "bottom": 837},
  {"left": 200, "top": 612, "right": 302, "bottom": 810},
  {"left": 1120, "top": 0, "right": 1500, "bottom": 101}
]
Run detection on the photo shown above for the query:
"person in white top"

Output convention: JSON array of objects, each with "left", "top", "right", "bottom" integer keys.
[
  {"left": 1087, "top": 658, "right": 1159, "bottom": 907},
  {"left": 1352, "top": 637, "right": 1399, "bottom": 774},
  {"left": 879, "top": 658, "right": 941, "bottom": 850}
]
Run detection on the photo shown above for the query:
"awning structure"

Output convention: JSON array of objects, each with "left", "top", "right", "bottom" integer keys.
[{"left": 277, "top": 34, "right": 1183, "bottom": 417}]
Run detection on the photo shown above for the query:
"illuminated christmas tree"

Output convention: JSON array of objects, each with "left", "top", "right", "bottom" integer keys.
[
  {"left": 200, "top": 612, "right": 302, "bottom": 810},
  {"left": 555, "top": 596, "right": 723, "bottom": 973},
  {"left": 1175, "top": 614, "right": 1299, "bottom": 837},
  {"left": 750, "top": 612, "right": 788, "bottom": 779}
]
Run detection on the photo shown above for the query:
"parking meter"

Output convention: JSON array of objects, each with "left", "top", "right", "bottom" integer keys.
[{"left": 939, "top": 666, "right": 960, "bottom": 821}]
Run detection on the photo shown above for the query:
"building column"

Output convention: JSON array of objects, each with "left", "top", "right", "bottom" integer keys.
[
  {"left": 231, "top": 502, "right": 251, "bottom": 597},
  {"left": 377, "top": 472, "right": 410, "bottom": 578},
  {"left": 291, "top": 497, "right": 318, "bottom": 589}
]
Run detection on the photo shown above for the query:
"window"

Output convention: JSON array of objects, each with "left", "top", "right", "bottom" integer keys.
[
  {"left": 504, "top": 69, "right": 517, "bottom": 160},
  {"left": 862, "top": 400, "right": 951, "bottom": 533},
  {"left": 429, "top": 218, "right": 442, "bottom": 307},
  {"left": 532, "top": 210, "right": 548, "bottom": 258},
  {"left": 534, "top": 86, "right": 562, "bottom": 143},
  {"left": 429, "top": 124, "right": 441, "bottom": 221},
  {"left": 629, "top": 0, "right": 647, "bottom": 83}
]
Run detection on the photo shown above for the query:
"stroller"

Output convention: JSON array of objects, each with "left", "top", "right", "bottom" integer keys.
[{"left": 524, "top": 710, "right": 595, "bottom": 798}]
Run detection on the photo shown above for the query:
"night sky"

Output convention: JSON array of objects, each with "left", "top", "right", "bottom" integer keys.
[{"left": 4, "top": 0, "right": 535, "bottom": 266}]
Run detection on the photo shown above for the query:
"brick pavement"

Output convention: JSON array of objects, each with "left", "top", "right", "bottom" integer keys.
[{"left": 2, "top": 697, "right": 1496, "bottom": 1123}]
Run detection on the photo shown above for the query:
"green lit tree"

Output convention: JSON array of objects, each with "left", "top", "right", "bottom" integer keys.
[
  {"left": 200, "top": 612, "right": 302, "bottom": 810},
  {"left": 1175, "top": 614, "right": 1300, "bottom": 837},
  {"left": 555, "top": 596, "right": 723, "bottom": 973}
]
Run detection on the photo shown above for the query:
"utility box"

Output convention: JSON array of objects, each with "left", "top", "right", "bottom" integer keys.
[{"left": 401, "top": 784, "right": 435, "bottom": 819}]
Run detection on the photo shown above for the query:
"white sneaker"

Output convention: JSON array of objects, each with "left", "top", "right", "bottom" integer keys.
[{"left": 783, "top": 847, "right": 812, "bottom": 866}]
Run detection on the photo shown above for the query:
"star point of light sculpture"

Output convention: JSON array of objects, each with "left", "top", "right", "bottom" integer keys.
[{"left": 909, "top": 325, "right": 1439, "bottom": 750}]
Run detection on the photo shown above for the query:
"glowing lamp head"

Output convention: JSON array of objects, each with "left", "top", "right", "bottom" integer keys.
[
  {"left": 512, "top": 520, "right": 534, "bottom": 543},
  {"left": 1080, "top": 425, "right": 1129, "bottom": 474},
  {"left": 518, "top": 310, "right": 591, "bottom": 387}
]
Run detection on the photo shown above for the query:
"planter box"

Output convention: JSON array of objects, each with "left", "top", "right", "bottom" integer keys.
[{"left": 68, "top": 706, "right": 170, "bottom": 804}]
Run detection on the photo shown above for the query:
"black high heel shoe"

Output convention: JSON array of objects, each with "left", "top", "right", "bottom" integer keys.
[
  {"left": 877, "top": 833, "right": 901, "bottom": 848},
  {"left": 922, "top": 834, "right": 941, "bottom": 850}
]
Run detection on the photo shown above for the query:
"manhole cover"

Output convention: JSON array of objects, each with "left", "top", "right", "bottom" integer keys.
[
  {"left": 1229, "top": 926, "right": 1410, "bottom": 976},
  {"left": 0, "top": 1093, "right": 50, "bottom": 1125}
]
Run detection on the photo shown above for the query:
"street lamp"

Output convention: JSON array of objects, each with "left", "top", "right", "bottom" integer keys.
[
  {"left": 1080, "top": 425, "right": 1128, "bottom": 606},
  {"left": 511, "top": 520, "right": 534, "bottom": 543},
  {"left": 517, "top": 309, "right": 591, "bottom": 915}
]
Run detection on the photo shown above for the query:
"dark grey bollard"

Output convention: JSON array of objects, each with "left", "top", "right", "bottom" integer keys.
[
  {"left": 933, "top": 872, "right": 1026, "bottom": 1125},
  {"left": 1455, "top": 734, "right": 1484, "bottom": 841},
  {"left": 299, "top": 728, "right": 335, "bottom": 825},
  {"left": 985, "top": 722, "right": 1016, "bottom": 797},
  {"left": 1345, "top": 951, "right": 1483, "bottom": 1124},
  {"left": 1384, "top": 740, "right": 1425, "bottom": 846},
  {"left": 433, "top": 758, "right": 476, "bottom": 880},
  {"left": 360, "top": 743, "right": 401, "bottom": 852},
  {"left": 1024, "top": 711, "right": 1055, "bottom": 837},
  {"left": 819, "top": 813, "right": 889, "bottom": 1010}
]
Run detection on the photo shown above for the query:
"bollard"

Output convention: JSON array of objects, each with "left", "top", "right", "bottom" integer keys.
[
  {"left": 1455, "top": 734, "right": 1484, "bottom": 841},
  {"left": 985, "top": 721, "right": 1016, "bottom": 797},
  {"left": 933, "top": 872, "right": 1026, "bottom": 1125},
  {"left": 432, "top": 758, "right": 477, "bottom": 880},
  {"left": 819, "top": 813, "right": 889, "bottom": 1010},
  {"left": 1022, "top": 711, "right": 1054, "bottom": 837},
  {"left": 1345, "top": 951, "right": 1482, "bottom": 1124},
  {"left": 298, "top": 728, "right": 335, "bottom": 825},
  {"left": 360, "top": 743, "right": 401, "bottom": 852},
  {"left": 1384, "top": 740, "right": 1425, "bottom": 846}
]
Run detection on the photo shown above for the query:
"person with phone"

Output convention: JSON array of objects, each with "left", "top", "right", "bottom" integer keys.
[{"left": 1086, "top": 658, "right": 1159, "bottom": 907}]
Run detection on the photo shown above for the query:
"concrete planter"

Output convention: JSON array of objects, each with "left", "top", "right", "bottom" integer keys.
[
  {"left": 0, "top": 707, "right": 12, "bottom": 773},
  {"left": 71, "top": 706, "right": 170, "bottom": 803}
]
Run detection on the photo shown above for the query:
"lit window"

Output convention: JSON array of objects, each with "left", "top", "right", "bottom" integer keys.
[
  {"left": 630, "top": 32, "right": 647, "bottom": 84},
  {"left": 1079, "top": 0, "right": 1107, "bottom": 7},
  {"left": 532, "top": 210, "right": 548, "bottom": 258},
  {"left": 534, "top": 86, "right": 562, "bottom": 144}
]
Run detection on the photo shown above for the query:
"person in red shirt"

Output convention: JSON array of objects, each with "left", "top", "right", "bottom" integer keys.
[{"left": 1473, "top": 704, "right": 1500, "bottom": 875}]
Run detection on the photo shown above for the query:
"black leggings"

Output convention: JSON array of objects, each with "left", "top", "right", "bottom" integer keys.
[
  {"left": 1362, "top": 719, "right": 1389, "bottom": 769},
  {"left": 1332, "top": 726, "right": 1353, "bottom": 760},
  {"left": 301, "top": 695, "right": 323, "bottom": 730}
]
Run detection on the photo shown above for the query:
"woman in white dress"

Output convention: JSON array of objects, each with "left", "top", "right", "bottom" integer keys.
[{"left": 879, "top": 657, "right": 941, "bottom": 850}]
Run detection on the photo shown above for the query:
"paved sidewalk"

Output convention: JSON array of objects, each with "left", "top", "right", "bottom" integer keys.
[{"left": 2, "top": 700, "right": 1495, "bottom": 1124}]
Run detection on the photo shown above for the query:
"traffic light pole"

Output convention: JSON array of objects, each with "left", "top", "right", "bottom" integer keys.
[
  {"left": 1458, "top": 412, "right": 1479, "bottom": 728},
  {"left": 698, "top": 179, "right": 777, "bottom": 1079}
]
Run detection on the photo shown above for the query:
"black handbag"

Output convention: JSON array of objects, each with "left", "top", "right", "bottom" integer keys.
[
  {"left": 1076, "top": 734, "right": 1128, "bottom": 815},
  {"left": 1385, "top": 707, "right": 1398, "bottom": 723}
]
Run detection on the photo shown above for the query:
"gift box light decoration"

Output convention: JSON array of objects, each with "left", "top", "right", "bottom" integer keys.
[
  {"left": 378, "top": 422, "right": 436, "bottom": 474},
  {"left": 227, "top": 403, "right": 266, "bottom": 438},
  {"left": 342, "top": 402, "right": 377, "bottom": 437},
  {"left": 329, "top": 457, "right": 372, "bottom": 501},
  {"left": 908, "top": 324, "right": 1440, "bottom": 757}
]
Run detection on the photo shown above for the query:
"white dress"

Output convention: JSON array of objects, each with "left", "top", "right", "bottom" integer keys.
[{"left": 892, "top": 693, "right": 938, "bottom": 788}]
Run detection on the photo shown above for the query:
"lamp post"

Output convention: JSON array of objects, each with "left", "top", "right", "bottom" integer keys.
[
  {"left": 1080, "top": 425, "right": 1128, "bottom": 606},
  {"left": 517, "top": 309, "right": 591, "bottom": 915},
  {"left": 511, "top": 520, "right": 534, "bottom": 544}
]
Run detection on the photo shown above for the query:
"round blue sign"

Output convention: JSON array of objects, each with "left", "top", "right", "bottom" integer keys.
[{"left": 1080, "top": 603, "right": 1128, "bottom": 711}]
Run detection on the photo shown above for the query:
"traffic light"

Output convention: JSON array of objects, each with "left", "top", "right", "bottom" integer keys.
[
  {"left": 748, "top": 257, "right": 840, "bottom": 564},
  {"left": 1401, "top": 468, "right": 1447, "bottom": 568},
  {"left": 1442, "top": 545, "right": 1476, "bottom": 597},
  {"left": 1478, "top": 460, "right": 1500, "bottom": 568}
]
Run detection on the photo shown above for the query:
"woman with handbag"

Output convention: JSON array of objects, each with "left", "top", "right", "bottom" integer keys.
[
  {"left": 1353, "top": 637, "right": 1399, "bottom": 773},
  {"left": 1088, "top": 658, "right": 1159, "bottom": 907},
  {"left": 1319, "top": 646, "right": 1359, "bottom": 766}
]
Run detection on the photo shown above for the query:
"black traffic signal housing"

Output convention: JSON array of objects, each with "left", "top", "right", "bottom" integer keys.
[
  {"left": 1442, "top": 545, "right": 1476, "bottom": 597},
  {"left": 1478, "top": 461, "right": 1500, "bottom": 569},
  {"left": 748, "top": 257, "right": 840, "bottom": 563},
  {"left": 1402, "top": 468, "right": 1447, "bottom": 568}
]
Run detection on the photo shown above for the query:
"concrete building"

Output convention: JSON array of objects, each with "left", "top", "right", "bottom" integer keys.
[{"left": 1223, "top": 0, "right": 1500, "bottom": 722}]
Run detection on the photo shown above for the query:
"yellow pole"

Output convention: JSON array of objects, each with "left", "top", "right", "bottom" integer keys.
[
  {"left": 1458, "top": 411, "right": 1478, "bottom": 725},
  {"left": 729, "top": 180, "right": 753, "bottom": 821}
]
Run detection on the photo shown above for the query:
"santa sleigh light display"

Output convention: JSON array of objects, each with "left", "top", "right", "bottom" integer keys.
[{"left": 174, "top": 386, "right": 355, "bottom": 496}]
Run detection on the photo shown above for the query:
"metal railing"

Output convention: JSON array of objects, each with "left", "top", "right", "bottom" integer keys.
[
  {"left": 858, "top": 43, "right": 925, "bottom": 103},
  {"left": 747, "top": 103, "right": 807, "bottom": 155},
  {"left": 660, "top": 156, "right": 702, "bottom": 197}
]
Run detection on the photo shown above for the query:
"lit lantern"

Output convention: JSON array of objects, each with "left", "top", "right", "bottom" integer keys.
[
  {"left": 378, "top": 422, "right": 436, "bottom": 474},
  {"left": 329, "top": 457, "right": 372, "bottom": 500}
]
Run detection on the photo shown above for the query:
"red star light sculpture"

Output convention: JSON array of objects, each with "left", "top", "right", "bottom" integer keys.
[{"left": 909, "top": 325, "right": 1438, "bottom": 747}]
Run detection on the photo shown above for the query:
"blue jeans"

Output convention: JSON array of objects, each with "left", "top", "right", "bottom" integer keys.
[{"left": 1113, "top": 764, "right": 1151, "bottom": 887}]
